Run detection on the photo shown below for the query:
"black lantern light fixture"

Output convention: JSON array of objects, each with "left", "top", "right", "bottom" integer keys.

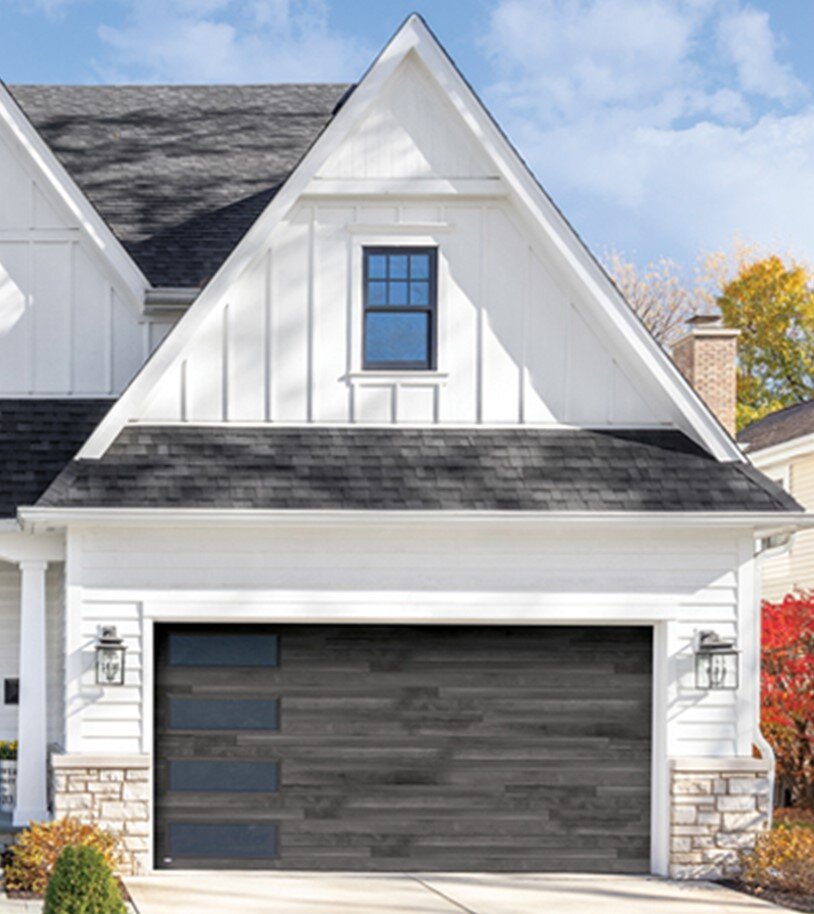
[
  {"left": 694, "top": 630, "right": 739, "bottom": 690},
  {"left": 95, "top": 626, "right": 127, "bottom": 686}
]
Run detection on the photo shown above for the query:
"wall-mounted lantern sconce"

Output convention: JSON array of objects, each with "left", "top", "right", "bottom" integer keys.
[
  {"left": 95, "top": 626, "right": 127, "bottom": 686},
  {"left": 694, "top": 630, "right": 738, "bottom": 690}
]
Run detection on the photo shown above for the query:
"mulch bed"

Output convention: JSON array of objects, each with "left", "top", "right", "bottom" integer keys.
[
  {"left": 722, "top": 880, "right": 814, "bottom": 913},
  {"left": 4, "top": 878, "right": 133, "bottom": 904}
]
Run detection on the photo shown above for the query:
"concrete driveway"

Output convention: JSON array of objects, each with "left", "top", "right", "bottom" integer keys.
[{"left": 124, "top": 872, "right": 787, "bottom": 913}]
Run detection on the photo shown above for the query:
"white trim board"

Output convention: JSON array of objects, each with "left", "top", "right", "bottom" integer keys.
[
  {"left": 134, "top": 610, "right": 671, "bottom": 873},
  {"left": 20, "top": 506, "right": 810, "bottom": 533},
  {"left": 74, "top": 14, "right": 744, "bottom": 464}
]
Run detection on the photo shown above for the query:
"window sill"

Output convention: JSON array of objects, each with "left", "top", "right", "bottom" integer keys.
[{"left": 345, "top": 370, "right": 449, "bottom": 384}]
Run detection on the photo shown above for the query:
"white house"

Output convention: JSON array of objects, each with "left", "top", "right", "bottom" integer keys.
[
  {"left": 738, "top": 401, "right": 814, "bottom": 601},
  {"left": 0, "top": 15, "right": 804, "bottom": 881}
]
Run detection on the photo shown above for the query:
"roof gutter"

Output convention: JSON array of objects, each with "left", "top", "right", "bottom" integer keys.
[
  {"left": 18, "top": 506, "right": 812, "bottom": 534},
  {"left": 143, "top": 287, "right": 199, "bottom": 317}
]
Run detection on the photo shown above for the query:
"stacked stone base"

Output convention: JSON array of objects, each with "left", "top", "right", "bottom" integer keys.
[
  {"left": 670, "top": 758, "right": 771, "bottom": 879},
  {"left": 51, "top": 754, "right": 150, "bottom": 875}
]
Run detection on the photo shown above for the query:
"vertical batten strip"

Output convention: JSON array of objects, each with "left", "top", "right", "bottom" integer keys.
[
  {"left": 25, "top": 237, "right": 33, "bottom": 393},
  {"left": 105, "top": 287, "right": 114, "bottom": 395},
  {"left": 68, "top": 241, "right": 76, "bottom": 394},
  {"left": 179, "top": 359, "right": 188, "bottom": 422},
  {"left": 346, "top": 207, "right": 357, "bottom": 422},
  {"left": 221, "top": 303, "right": 230, "bottom": 422},
  {"left": 476, "top": 205, "right": 486, "bottom": 424},
  {"left": 519, "top": 245, "right": 531, "bottom": 424},
  {"left": 263, "top": 249, "right": 272, "bottom": 423},
  {"left": 564, "top": 302, "right": 574, "bottom": 422},
  {"left": 306, "top": 207, "right": 316, "bottom": 423}
]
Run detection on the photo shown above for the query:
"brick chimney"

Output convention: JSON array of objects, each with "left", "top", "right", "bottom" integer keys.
[{"left": 672, "top": 314, "right": 740, "bottom": 436}]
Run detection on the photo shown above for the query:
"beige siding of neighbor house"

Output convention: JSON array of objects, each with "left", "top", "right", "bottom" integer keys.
[{"left": 760, "top": 450, "right": 814, "bottom": 602}]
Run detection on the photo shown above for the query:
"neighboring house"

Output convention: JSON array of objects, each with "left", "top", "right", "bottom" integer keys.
[
  {"left": 0, "top": 15, "right": 804, "bottom": 881},
  {"left": 739, "top": 401, "right": 814, "bottom": 601}
]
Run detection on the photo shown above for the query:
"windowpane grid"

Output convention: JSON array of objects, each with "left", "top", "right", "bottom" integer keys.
[{"left": 363, "top": 247, "right": 436, "bottom": 370}]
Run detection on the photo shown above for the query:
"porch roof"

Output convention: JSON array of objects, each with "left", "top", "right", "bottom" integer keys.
[{"left": 0, "top": 399, "right": 111, "bottom": 517}]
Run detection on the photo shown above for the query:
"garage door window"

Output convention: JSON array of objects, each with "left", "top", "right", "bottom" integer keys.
[
  {"left": 169, "top": 760, "right": 279, "bottom": 793},
  {"left": 169, "top": 632, "right": 278, "bottom": 667},
  {"left": 168, "top": 697, "right": 279, "bottom": 731},
  {"left": 169, "top": 823, "right": 278, "bottom": 859}
]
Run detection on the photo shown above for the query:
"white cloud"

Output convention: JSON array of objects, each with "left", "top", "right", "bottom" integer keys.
[
  {"left": 482, "top": 0, "right": 814, "bottom": 265},
  {"left": 94, "top": 0, "right": 370, "bottom": 84},
  {"left": 717, "top": 7, "right": 805, "bottom": 102}
]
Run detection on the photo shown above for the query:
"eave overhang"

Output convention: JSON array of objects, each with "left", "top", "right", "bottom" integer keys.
[{"left": 18, "top": 506, "right": 812, "bottom": 537}]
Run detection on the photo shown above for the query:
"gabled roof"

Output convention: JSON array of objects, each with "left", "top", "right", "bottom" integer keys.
[
  {"left": 0, "top": 399, "right": 112, "bottom": 517},
  {"left": 39, "top": 427, "right": 798, "bottom": 514},
  {"left": 10, "top": 84, "right": 349, "bottom": 288},
  {"left": 75, "top": 14, "right": 747, "bottom": 465},
  {"left": 739, "top": 400, "right": 814, "bottom": 453}
]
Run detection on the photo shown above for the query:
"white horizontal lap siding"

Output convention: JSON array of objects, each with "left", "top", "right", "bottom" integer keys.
[
  {"left": 69, "top": 524, "right": 752, "bottom": 759},
  {"left": 0, "top": 563, "right": 20, "bottom": 741},
  {"left": 0, "top": 129, "right": 159, "bottom": 396},
  {"left": 47, "top": 564, "right": 65, "bottom": 747},
  {"left": 66, "top": 598, "right": 142, "bottom": 754}
]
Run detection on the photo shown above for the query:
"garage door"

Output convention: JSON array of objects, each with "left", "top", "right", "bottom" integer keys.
[{"left": 154, "top": 624, "right": 651, "bottom": 871}]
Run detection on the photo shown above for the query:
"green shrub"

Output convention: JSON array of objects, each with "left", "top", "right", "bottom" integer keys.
[
  {"left": 4, "top": 818, "right": 121, "bottom": 895},
  {"left": 43, "top": 846, "right": 125, "bottom": 914},
  {"left": 0, "top": 740, "right": 17, "bottom": 760}
]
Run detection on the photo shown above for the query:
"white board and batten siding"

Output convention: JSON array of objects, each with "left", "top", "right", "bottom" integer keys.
[
  {"left": 137, "top": 54, "right": 669, "bottom": 429},
  {"left": 66, "top": 523, "right": 756, "bottom": 759},
  {"left": 0, "top": 124, "right": 170, "bottom": 397}
]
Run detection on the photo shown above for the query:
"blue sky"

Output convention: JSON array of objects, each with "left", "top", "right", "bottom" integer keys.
[{"left": 2, "top": 0, "right": 814, "bottom": 275}]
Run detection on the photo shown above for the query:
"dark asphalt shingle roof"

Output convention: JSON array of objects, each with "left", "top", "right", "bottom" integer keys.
[
  {"left": 39, "top": 426, "right": 799, "bottom": 513},
  {"left": 8, "top": 84, "right": 350, "bottom": 288},
  {"left": 738, "top": 400, "right": 814, "bottom": 452},
  {"left": 0, "top": 399, "right": 112, "bottom": 517}
]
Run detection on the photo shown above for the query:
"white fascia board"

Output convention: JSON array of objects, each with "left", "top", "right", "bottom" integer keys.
[
  {"left": 76, "top": 14, "right": 740, "bottom": 462},
  {"left": 0, "top": 83, "right": 148, "bottom": 308},
  {"left": 747, "top": 432, "right": 814, "bottom": 468},
  {"left": 18, "top": 506, "right": 810, "bottom": 534}
]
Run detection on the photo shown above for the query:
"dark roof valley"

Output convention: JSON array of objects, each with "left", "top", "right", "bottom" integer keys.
[{"left": 9, "top": 83, "right": 350, "bottom": 287}]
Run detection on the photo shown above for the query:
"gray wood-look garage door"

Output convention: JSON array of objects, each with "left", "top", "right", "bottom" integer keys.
[{"left": 154, "top": 624, "right": 651, "bottom": 872}]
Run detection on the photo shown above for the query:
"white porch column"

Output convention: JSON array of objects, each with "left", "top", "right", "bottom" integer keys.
[{"left": 13, "top": 560, "right": 48, "bottom": 825}]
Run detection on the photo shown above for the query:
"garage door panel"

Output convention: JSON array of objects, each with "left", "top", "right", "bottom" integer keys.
[{"left": 155, "top": 624, "right": 651, "bottom": 871}]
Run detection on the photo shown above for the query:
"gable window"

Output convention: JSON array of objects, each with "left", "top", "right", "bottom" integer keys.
[{"left": 363, "top": 247, "right": 437, "bottom": 370}]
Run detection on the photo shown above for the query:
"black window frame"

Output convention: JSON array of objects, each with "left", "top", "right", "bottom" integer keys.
[{"left": 362, "top": 246, "right": 438, "bottom": 371}]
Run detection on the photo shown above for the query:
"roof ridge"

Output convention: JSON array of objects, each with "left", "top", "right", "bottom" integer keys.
[{"left": 9, "top": 82, "right": 351, "bottom": 90}]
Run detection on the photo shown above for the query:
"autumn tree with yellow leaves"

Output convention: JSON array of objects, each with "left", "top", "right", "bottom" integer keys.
[{"left": 716, "top": 255, "right": 814, "bottom": 430}]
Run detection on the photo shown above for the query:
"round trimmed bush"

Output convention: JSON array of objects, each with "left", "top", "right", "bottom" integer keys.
[{"left": 43, "top": 845, "right": 126, "bottom": 914}]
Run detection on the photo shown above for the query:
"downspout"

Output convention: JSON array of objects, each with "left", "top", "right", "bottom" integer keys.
[{"left": 753, "top": 534, "right": 789, "bottom": 822}]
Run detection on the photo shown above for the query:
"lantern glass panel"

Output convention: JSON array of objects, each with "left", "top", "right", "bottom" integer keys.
[
  {"left": 97, "top": 646, "right": 126, "bottom": 686},
  {"left": 695, "top": 650, "right": 738, "bottom": 690}
]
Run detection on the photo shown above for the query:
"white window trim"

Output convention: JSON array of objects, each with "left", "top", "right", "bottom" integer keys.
[{"left": 348, "top": 232, "right": 449, "bottom": 380}]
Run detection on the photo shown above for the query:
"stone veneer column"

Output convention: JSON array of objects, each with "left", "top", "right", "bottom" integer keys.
[
  {"left": 51, "top": 754, "right": 151, "bottom": 875},
  {"left": 670, "top": 758, "right": 772, "bottom": 879}
]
